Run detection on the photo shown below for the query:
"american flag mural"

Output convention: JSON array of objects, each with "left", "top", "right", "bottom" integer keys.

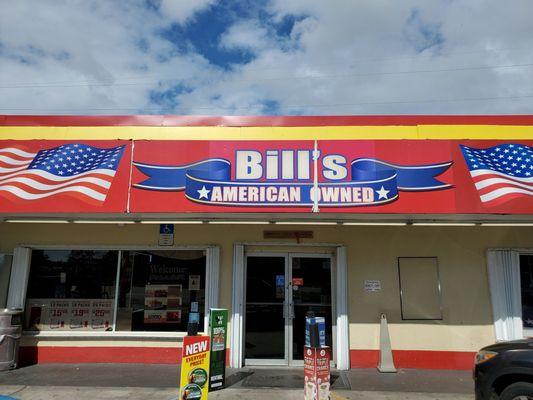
[
  {"left": 460, "top": 143, "right": 532, "bottom": 205},
  {"left": 0, "top": 143, "right": 125, "bottom": 202}
]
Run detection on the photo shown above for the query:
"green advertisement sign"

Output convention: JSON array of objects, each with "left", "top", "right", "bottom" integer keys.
[{"left": 208, "top": 308, "right": 228, "bottom": 391}]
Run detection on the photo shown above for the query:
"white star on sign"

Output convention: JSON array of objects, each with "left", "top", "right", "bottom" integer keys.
[
  {"left": 197, "top": 186, "right": 211, "bottom": 199},
  {"left": 376, "top": 186, "right": 390, "bottom": 200}
]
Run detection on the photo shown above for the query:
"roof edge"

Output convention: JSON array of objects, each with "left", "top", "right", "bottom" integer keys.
[{"left": 2, "top": 115, "right": 533, "bottom": 127}]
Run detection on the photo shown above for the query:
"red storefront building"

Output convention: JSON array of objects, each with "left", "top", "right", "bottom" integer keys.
[{"left": 0, "top": 115, "right": 531, "bottom": 370}]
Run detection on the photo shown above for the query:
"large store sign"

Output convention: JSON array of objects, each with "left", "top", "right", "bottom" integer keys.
[
  {"left": 133, "top": 151, "right": 451, "bottom": 207},
  {"left": 0, "top": 139, "right": 531, "bottom": 214},
  {"left": 130, "top": 140, "right": 532, "bottom": 214}
]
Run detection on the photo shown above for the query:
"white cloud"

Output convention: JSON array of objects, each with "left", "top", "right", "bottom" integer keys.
[
  {"left": 219, "top": 21, "right": 271, "bottom": 53},
  {"left": 159, "top": 0, "right": 216, "bottom": 24},
  {"left": 0, "top": 0, "right": 217, "bottom": 113},
  {"left": 1, "top": 0, "right": 533, "bottom": 115}
]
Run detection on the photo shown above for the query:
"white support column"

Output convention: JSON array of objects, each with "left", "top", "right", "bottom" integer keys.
[
  {"left": 7, "top": 247, "right": 32, "bottom": 309},
  {"left": 230, "top": 244, "right": 245, "bottom": 368},
  {"left": 336, "top": 246, "right": 350, "bottom": 370},
  {"left": 205, "top": 246, "right": 220, "bottom": 330}
]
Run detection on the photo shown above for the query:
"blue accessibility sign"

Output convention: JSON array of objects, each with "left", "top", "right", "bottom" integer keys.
[{"left": 159, "top": 224, "right": 174, "bottom": 234}]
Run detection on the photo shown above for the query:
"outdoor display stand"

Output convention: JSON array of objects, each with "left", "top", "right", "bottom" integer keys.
[
  {"left": 304, "top": 319, "right": 331, "bottom": 400},
  {"left": 208, "top": 309, "right": 228, "bottom": 391},
  {"left": 305, "top": 314, "right": 326, "bottom": 347},
  {"left": 179, "top": 316, "right": 210, "bottom": 400}
]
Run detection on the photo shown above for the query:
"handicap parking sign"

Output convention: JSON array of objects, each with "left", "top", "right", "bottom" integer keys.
[
  {"left": 159, "top": 224, "right": 174, "bottom": 234},
  {"left": 158, "top": 224, "right": 174, "bottom": 246}
]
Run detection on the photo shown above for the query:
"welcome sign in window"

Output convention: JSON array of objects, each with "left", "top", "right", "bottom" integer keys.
[{"left": 117, "top": 250, "right": 206, "bottom": 332}]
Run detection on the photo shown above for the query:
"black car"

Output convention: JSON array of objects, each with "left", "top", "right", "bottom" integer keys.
[{"left": 475, "top": 339, "right": 533, "bottom": 399}]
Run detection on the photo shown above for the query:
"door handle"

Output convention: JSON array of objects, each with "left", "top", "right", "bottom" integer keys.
[{"left": 283, "top": 304, "right": 294, "bottom": 319}]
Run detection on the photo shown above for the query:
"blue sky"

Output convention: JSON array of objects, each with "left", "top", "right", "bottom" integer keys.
[{"left": 1, "top": 0, "right": 533, "bottom": 115}]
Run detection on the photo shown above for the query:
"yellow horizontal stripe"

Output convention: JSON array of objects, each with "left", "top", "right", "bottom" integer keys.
[
  {"left": 419, "top": 125, "right": 533, "bottom": 139},
  {"left": 0, "top": 125, "right": 532, "bottom": 140}
]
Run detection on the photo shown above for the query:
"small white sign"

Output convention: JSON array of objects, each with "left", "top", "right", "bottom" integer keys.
[
  {"left": 364, "top": 279, "right": 381, "bottom": 292},
  {"left": 189, "top": 275, "right": 201, "bottom": 291},
  {"left": 191, "top": 301, "right": 199, "bottom": 312}
]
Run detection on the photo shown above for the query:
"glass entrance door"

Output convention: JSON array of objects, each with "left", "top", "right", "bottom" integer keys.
[
  {"left": 289, "top": 255, "right": 333, "bottom": 363},
  {"left": 244, "top": 255, "right": 288, "bottom": 365},
  {"left": 244, "top": 253, "right": 333, "bottom": 366}
]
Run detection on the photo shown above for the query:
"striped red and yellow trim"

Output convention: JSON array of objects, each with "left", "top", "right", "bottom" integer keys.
[
  {"left": 2, "top": 115, "right": 533, "bottom": 126},
  {"left": 0, "top": 115, "right": 532, "bottom": 141}
]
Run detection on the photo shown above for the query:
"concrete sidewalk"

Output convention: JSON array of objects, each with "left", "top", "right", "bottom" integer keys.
[
  {"left": 0, "top": 364, "right": 475, "bottom": 400},
  {"left": 0, "top": 386, "right": 474, "bottom": 400}
]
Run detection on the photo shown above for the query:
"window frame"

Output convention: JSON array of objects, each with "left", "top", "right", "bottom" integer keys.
[
  {"left": 519, "top": 250, "right": 533, "bottom": 338},
  {"left": 20, "top": 244, "right": 216, "bottom": 338},
  {"left": 0, "top": 252, "right": 14, "bottom": 309}
]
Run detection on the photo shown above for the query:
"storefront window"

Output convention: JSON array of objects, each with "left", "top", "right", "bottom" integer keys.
[
  {"left": 117, "top": 250, "right": 206, "bottom": 332},
  {"left": 520, "top": 254, "right": 533, "bottom": 329},
  {"left": 25, "top": 250, "right": 118, "bottom": 331},
  {"left": 24, "top": 248, "right": 208, "bottom": 334},
  {"left": 398, "top": 257, "right": 442, "bottom": 320}
]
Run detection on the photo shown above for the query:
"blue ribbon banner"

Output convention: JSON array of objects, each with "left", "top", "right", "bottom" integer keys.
[{"left": 133, "top": 158, "right": 451, "bottom": 207}]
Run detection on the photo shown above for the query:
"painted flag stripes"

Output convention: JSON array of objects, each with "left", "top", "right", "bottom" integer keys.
[
  {"left": 0, "top": 144, "right": 125, "bottom": 202},
  {"left": 460, "top": 143, "right": 532, "bottom": 205}
]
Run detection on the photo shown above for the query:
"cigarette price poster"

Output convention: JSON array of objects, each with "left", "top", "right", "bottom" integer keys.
[{"left": 26, "top": 298, "right": 113, "bottom": 331}]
